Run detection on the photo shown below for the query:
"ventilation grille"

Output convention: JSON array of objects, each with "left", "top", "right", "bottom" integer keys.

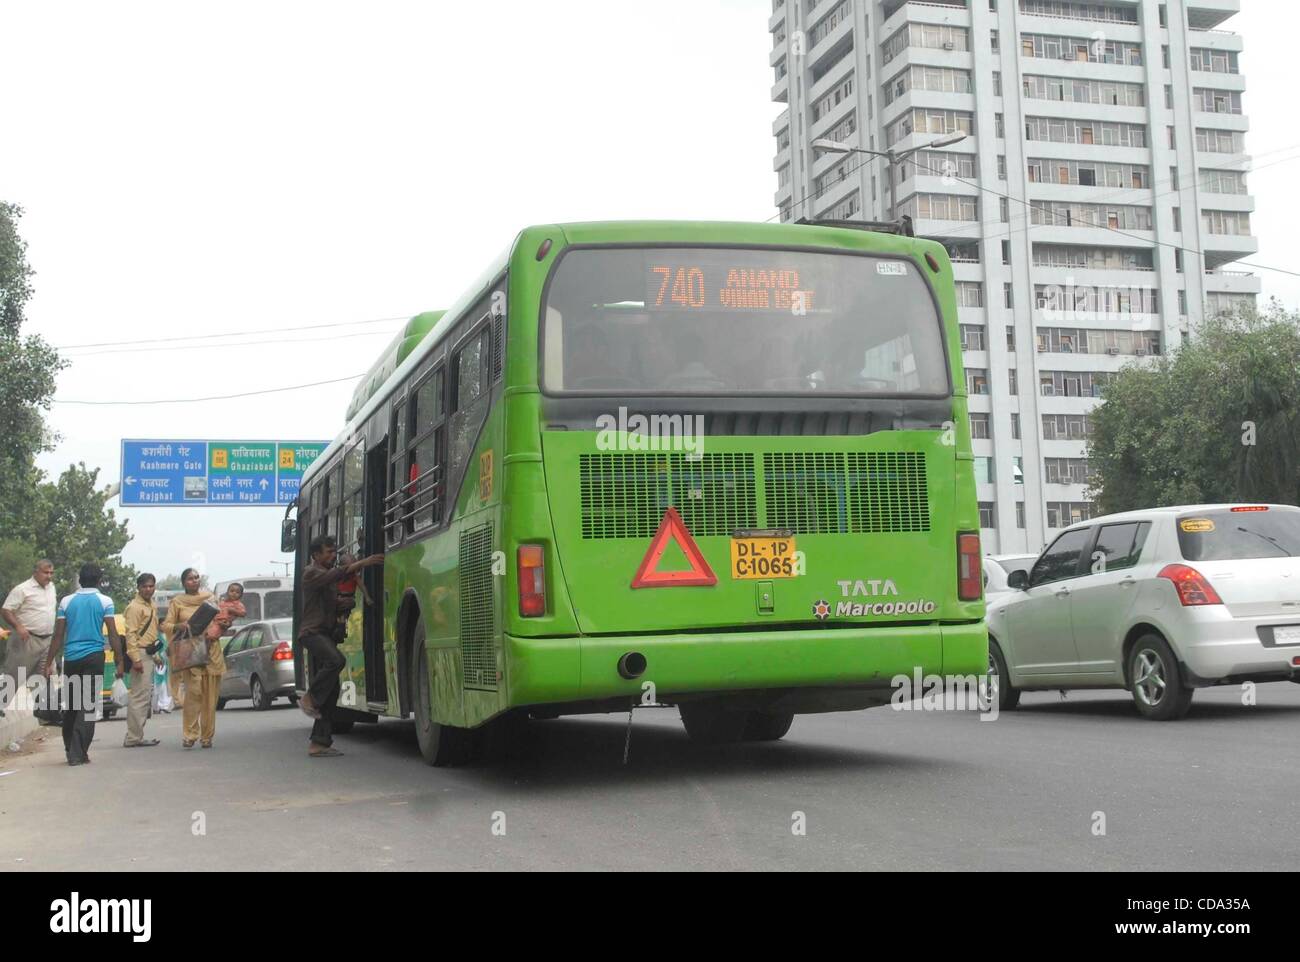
[
  {"left": 848, "top": 451, "right": 931, "bottom": 533},
  {"left": 579, "top": 453, "right": 757, "bottom": 539},
  {"left": 458, "top": 522, "right": 496, "bottom": 690},
  {"left": 578, "top": 451, "right": 929, "bottom": 538},
  {"left": 490, "top": 306, "right": 504, "bottom": 381}
]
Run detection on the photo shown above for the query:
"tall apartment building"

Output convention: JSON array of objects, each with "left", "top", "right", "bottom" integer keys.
[{"left": 769, "top": 0, "right": 1258, "bottom": 553}]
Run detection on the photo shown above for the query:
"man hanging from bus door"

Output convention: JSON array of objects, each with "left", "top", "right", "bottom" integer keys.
[{"left": 297, "top": 535, "right": 382, "bottom": 758}]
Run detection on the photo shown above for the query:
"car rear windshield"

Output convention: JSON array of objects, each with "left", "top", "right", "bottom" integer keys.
[
  {"left": 542, "top": 246, "right": 950, "bottom": 397},
  {"left": 1177, "top": 509, "right": 1300, "bottom": 561}
]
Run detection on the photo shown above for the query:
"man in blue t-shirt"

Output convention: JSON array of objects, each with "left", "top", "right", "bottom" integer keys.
[{"left": 42, "top": 564, "right": 124, "bottom": 766}]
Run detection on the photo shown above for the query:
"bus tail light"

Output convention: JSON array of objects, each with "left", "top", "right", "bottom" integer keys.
[
  {"left": 958, "top": 532, "right": 982, "bottom": 601},
  {"left": 1158, "top": 564, "right": 1223, "bottom": 606},
  {"left": 272, "top": 642, "right": 294, "bottom": 661},
  {"left": 518, "top": 545, "right": 546, "bottom": 617}
]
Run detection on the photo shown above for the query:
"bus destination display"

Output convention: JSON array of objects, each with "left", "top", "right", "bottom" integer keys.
[{"left": 647, "top": 262, "right": 819, "bottom": 313}]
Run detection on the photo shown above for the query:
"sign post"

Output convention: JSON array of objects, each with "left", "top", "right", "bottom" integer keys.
[{"left": 120, "top": 440, "right": 329, "bottom": 507}]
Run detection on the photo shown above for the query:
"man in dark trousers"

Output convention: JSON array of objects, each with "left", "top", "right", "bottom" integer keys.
[
  {"left": 298, "top": 535, "right": 382, "bottom": 758},
  {"left": 41, "top": 564, "right": 123, "bottom": 766}
]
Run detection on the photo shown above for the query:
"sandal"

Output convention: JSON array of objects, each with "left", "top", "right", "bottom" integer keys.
[
  {"left": 308, "top": 746, "right": 344, "bottom": 758},
  {"left": 182, "top": 740, "right": 196, "bottom": 749},
  {"left": 200, "top": 741, "right": 213, "bottom": 749},
  {"left": 124, "top": 739, "right": 160, "bottom": 748}
]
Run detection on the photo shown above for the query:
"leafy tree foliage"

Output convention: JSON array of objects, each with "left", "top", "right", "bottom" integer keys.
[{"left": 1088, "top": 303, "right": 1300, "bottom": 513}]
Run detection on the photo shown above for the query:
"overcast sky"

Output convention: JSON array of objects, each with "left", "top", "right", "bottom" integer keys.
[{"left": 1, "top": 0, "right": 1296, "bottom": 582}]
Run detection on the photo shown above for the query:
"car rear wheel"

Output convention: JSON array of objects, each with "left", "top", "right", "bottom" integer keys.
[
  {"left": 679, "top": 702, "right": 748, "bottom": 744},
  {"left": 250, "top": 676, "right": 272, "bottom": 711},
  {"left": 1128, "top": 634, "right": 1194, "bottom": 720},
  {"left": 742, "top": 711, "right": 794, "bottom": 741},
  {"left": 412, "top": 615, "right": 471, "bottom": 766},
  {"left": 987, "top": 639, "right": 1020, "bottom": 711}
]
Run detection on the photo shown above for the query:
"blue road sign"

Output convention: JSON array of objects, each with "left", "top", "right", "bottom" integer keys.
[{"left": 120, "top": 440, "right": 328, "bottom": 507}]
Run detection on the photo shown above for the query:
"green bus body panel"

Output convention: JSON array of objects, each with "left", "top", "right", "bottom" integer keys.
[{"left": 309, "top": 221, "right": 984, "bottom": 731}]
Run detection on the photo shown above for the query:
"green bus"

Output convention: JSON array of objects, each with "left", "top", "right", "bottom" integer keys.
[{"left": 290, "top": 220, "right": 986, "bottom": 765}]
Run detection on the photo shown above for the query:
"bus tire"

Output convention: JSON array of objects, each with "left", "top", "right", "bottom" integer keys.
[
  {"left": 679, "top": 702, "right": 748, "bottom": 744},
  {"left": 1128, "top": 633, "right": 1194, "bottom": 720},
  {"left": 988, "top": 639, "right": 1020, "bottom": 711},
  {"left": 742, "top": 711, "right": 794, "bottom": 741},
  {"left": 412, "top": 616, "right": 471, "bottom": 766}
]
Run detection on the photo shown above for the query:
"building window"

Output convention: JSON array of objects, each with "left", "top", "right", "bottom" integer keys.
[
  {"left": 997, "top": 155, "right": 1006, "bottom": 179},
  {"left": 993, "top": 71, "right": 1002, "bottom": 96},
  {"left": 979, "top": 502, "right": 996, "bottom": 529},
  {"left": 1011, "top": 413, "right": 1021, "bottom": 439},
  {"left": 1000, "top": 197, "right": 1009, "bottom": 222},
  {"left": 956, "top": 281, "right": 984, "bottom": 307},
  {"left": 1178, "top": 290, "right": 1188, "bottom": 315},
  {"left": 1008, "top": 368, "right": 1018, "bottom": 395},
  {"left": 1003, "top": 282, "right": 1014, "bottom": 309},
  {"left": 975, "top": 457, "right": 994, "bottom": 484},
  {"left": 990, "top": 29, "right": 999, "bottom": 52},
  {"left": 1046, "top": 502, "right": 1094, "bottom": 528},
  {"left": 995, "top": 113, "right": 1005, "bottom": 138},
  {"left": 970, "top": 413, "right": 991, "bottom": 439},
  {"left": 1006, "top": 325, "right": 1016, "bottom": 350},
  {"left": 967, "top": 368, "right": 990, "bottom": 395},
  {"left": 1002, "top": 239, "right": 1011, "bottom": 265},
  {"left": 961, "top": 324, "right": 987, "bottom": 351},
  {"left": 1165, "top": 84, "right": 1173, "bottom": 109},
  {"left": 1016, "top": 502, "right": 1026, "bottom": 529}
]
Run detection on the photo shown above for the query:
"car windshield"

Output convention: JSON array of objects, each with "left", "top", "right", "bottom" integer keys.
[
  {"left": 542, "top": 246, "right": 950, "bottom": 397},
  {"left": 1177, "top": 509, "right": 1300, "bottom": 561}
]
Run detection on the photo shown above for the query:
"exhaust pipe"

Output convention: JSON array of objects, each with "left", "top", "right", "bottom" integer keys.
[{"left": 616, "top": 651, "right": 647, "bottom": 680}]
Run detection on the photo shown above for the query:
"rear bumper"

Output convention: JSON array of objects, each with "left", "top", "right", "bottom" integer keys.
[
  {"left": 506, "top": 621, "right": 987, "bottom": 707},
  {"left": 1167, "top": 609, "right": 1300, "bottom": 683}
]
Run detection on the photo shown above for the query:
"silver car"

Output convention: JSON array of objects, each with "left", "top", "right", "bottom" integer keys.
[
  {"left": 986, "top": 504, "right": 1300, "bottom": 720},
  {"left": 218, "top": 619, "right": 298, "bottom": 711},
  {"left": 983, "top": 553, "right": 1038, "bottom": 597}
]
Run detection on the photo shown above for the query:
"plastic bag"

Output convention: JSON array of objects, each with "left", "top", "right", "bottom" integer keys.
[{"left": 111, "top": 677, "right": 129, "bottom": 708}]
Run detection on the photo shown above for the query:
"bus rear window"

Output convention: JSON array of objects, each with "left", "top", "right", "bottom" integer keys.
[
  {"left": 542, "top": 247, "right": 949, "bottom": 397},
  {"left": 1177, "top": 509, "right": 1300, "bottom": 561}
]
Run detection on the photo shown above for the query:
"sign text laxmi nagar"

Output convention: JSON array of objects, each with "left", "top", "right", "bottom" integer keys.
[{"left": 120, "top": 440, "right": 328, "bottom": 506}]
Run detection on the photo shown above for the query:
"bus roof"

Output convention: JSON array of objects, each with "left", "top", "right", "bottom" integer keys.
[{"left": 302, "top": 220, "right": 946, "bottom": 489}]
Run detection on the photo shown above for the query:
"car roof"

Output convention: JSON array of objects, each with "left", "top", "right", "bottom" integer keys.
[{"left": 1060, "top": 503, "right": 1299, "bottom": 533}]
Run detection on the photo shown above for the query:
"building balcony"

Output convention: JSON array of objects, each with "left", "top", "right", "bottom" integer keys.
[
  {"left": 1017, "top": 58, "right": 1145, "bottom": 85},
  {"left": 1189, "top": 70, "right": 1246, "bottom": 92},
  {"left": 1026, "top": 181, "right": 1152, "bottom": 208},
  {"left": 1020, "top": 141, "right": 1151, "bottom": 167},
  {"left": 1014, "top": 10, "right": 1141, "bottom": 41},
  {"left": 771, "top": 74, "right": 788, "bottom": 104},
  {"left": 1203, "top": 269, "right": 1260, "bottom": 294},
  {"left": 1200, "top": 233, "right": 1258, "bottom": 261},
  {"left": 881, "top": 0, "right": 971, "bottom": 42},
  {"left": 1187, "top": 0, "right": 1241, "bottom": 31},
  {"left": 1192, "top": 109, "right": 1249, "bottom": 132}
]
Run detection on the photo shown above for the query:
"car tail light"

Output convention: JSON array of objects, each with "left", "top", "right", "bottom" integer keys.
[
  {"left": 1230, "top": 505, "right": 1269, "bottom": 512},
  {"left": 958, "top": 532, "right": 982, "bottom": 601},
  {"left": 1157, "top": 564, "right": 1223, "bottom": 606},
  {"left": 518, "top": 545, "right": 546, "bottom": 617},
  {"left": 272, "top": 642, "right": 293, "bottom": 661}
]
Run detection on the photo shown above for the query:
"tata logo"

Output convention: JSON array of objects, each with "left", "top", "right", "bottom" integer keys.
[{"left": 837, "top": 579, "right": 899, "bottom": 597}]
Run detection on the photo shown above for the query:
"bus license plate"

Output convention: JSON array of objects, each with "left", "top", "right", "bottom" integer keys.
[{"left": 730, "top": 536, "right": 797, "bottom": 580}]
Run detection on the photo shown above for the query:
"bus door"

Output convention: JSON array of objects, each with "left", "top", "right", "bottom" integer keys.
[{"left": 363, "top": 439, "right": 389, "bottom": 704}]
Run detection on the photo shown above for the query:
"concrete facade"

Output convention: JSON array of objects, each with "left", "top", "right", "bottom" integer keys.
[{"left": 770, "top": 0, "right": 1258, "bottom": 552}]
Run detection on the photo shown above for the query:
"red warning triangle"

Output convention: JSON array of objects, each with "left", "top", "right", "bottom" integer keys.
[{"left": 630, "top": 507, "right": 717, "bottom": 589}]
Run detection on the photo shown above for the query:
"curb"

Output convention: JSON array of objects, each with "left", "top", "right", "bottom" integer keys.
[{"left": 1, "top": 687, "right": 41, "bottom": 751}]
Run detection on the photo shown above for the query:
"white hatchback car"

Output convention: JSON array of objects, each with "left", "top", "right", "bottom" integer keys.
[
  {"left": 983, "top": 554, "right": 1038, "bottom": 597},
  {"left": 986, "top": 504, "right": 1300, "bottom": 720}
]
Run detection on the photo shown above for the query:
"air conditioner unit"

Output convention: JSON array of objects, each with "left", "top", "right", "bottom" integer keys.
[
  {"left": 1135, "top": 347, "right": 1148, "bottom": 356},
  {"left": 943, "top": 41, "right": 955, "bottom": 50},
  {"left": 1106, "top": 346, "right": 1121, "bottom": 355},
  {"left": 1036, "top": 344, "right": 1048, "bottom": 352}
]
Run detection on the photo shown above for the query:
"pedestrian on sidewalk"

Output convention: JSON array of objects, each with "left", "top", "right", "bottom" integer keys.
[
  {"left": 122, "top": 573, "right": 164, "bottom": 748},
  {"left": 298, "top": 536, "right": 382, "bottom": 758},
  {"left": 41, "top": 564, "right": 122, "bottom": 766},
  {"left": 161, "top": 568, "right": 216, "bottom": 749},
  {"left": 2, "top": 559, "right": 57, "bottom": 712}
]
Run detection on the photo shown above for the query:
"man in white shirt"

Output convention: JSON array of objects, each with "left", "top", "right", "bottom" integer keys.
[{"left": 2, "top": 560, "right": 57, "bottom": 710}]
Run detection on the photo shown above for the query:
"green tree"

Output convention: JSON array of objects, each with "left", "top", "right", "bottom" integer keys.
[
  {"left": 0, "top": 202, "right": 67, "bottom": 535},
  {"left": 1088, "top": 303, "right": 1300, "bottom": 513},
  {"left": 29, "top": 464, "right": 139, "bottom": 608}
]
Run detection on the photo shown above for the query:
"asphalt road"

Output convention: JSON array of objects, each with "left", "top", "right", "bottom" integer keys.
[{"left": 2, "top": 683, "right": 1298, "bottom": 871}]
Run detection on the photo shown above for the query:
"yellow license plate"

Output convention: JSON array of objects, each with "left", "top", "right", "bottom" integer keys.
[{"left": 730, "top": 537, "right": 797, "bottom": 580}]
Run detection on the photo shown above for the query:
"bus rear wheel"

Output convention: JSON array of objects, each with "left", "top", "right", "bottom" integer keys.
[
  {"left": 679, "top": 702, "right": 748, "bottom": 744},
  {"left": 742, "top": 711, "right": 794, "bottom": 741},
  {"left": 412, "top": 616, "right": 471, "bottom": 766}
]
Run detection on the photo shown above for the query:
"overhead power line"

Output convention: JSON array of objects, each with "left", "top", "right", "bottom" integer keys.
[
  {"left": 54, "top": 314, "right": 411, "bottom": 351},
  {"left": 62, "top": 326, "right": 402, "bottom": 359},
  {"left": 53, "top": 373, "right": 364, "bottom": 406}
]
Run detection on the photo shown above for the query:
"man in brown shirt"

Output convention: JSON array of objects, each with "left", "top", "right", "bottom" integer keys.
[{"left": 299, "top": 535, "right": 382, "bottom": 757}]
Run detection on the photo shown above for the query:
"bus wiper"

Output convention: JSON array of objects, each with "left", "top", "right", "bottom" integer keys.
[{"left": 1235, "top": 526, "right": 1294, "bottom": 557}]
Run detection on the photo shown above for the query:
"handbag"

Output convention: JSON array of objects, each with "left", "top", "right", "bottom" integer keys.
[{"left": 170, "top": 626, "right": 211, "bottom": 672}]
